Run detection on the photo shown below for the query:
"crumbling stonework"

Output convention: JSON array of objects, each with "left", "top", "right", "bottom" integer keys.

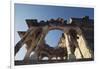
[{"left": 15, "top": 16, "right": 94, "bottom": 64}]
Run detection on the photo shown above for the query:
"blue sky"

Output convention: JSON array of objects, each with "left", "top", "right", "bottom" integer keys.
[{"left": 14, "top": 3, "right": 94, "bottom": 60}]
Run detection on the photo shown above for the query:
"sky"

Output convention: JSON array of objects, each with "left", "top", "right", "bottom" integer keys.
[{"left": 14, "top": 3, "right": 94, "bottom": 60}]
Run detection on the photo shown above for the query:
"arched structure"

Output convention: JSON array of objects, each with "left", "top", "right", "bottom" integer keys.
[{"left": 15, "top": 17, "right": 94, "bottom": 64}]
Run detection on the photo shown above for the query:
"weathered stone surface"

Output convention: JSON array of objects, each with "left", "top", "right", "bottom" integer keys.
[{"left": 15, "top": 16, "right": 94, "bottom": 64}]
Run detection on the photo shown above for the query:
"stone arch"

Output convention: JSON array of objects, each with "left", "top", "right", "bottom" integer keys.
[{"left": 15, "top": 18, "right": 93, "bottom": 64}]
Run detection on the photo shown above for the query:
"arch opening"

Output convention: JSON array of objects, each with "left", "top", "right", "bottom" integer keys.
[{"left": 44, "top": 29, "right": 64, "bottom": 48}]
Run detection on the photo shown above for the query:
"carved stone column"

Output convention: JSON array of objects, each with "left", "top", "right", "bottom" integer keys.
[
  {"left": 78, "top": 34, "right": 93, "bottom": 58},
  {"left": 33, "top": 26, "right": 49, "bottom": 61},
  {"left": 64, "top": 33, "right": 76, "bottom": 61}
]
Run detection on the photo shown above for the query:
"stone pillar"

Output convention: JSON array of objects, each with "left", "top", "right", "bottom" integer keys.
[
  {"left": 78, "top": 34, "right": 93, "bottom": 58},
  {"left": 64, "top": 33, "right": 76, "bottom": 61},
  {"left": 23, "top": 46, "right": 33, "bottom": 64},
  {"left": 74, "top": 34, "right": 84, "bottom": 59},
  {"left": 33, "top": 26, "right": 49, "bottom": 60}
]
